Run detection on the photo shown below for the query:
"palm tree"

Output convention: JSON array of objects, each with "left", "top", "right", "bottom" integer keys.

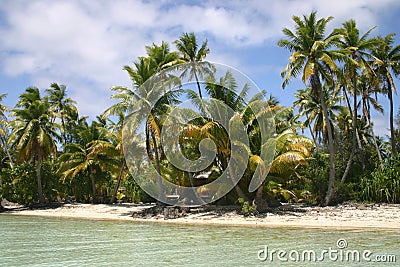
[
  {"left": 0, "top": 94, "right": 8, "bottom": 130},
  {"left": 1, "top": 95, "right": 11, "bottom": 211},
  {"left": 396, "top": 107, "right": 400, "bottom": 128},
  {"left": 45, "top": 83, "right": 78, "bottom": 146},
  {"left": 174, "top": 32, "right": 213, "bottom": 99},
  {"left": 146, "top": 41, "right": 181, "bottom": 71},
  {"left": 293, "top": 86, "right": 343, "bottom": 147},
  {"left": 268, "top": 130, "right": 313, "bottom": 179},
  {"left": 59, "top": 120, "right": 119, "bottom": 203},
  {"left": 335, "top": 19, "right": 377, "bottom": 173},
  {"left": 104, "top": 41, "right": 181, "bottom": 118},
  {"left": 0, "top": 94, "right": 13, "bottom": 169},
  {"left": 358, "top": 74, "right": 385, "bottom": 169},
  {"left": 248, "top": 129, "right": 312, "bottom": 210},
  {"left": 108, "top": 123, "right": 136, "bottom": 204},
  {"left": 278, "top": 11, "right": 342, "bottom": 205},
  {"left": 187, "top": 71, "right": 270, "bottom": 202},
  {"left": 372, "top": 34, "right": 400, "bottom": 157},
  {"left": 105, "top": 46, "right": 182, "bottom": 205},
  {"left": 9, "top": 87, "right": 60, "bottom": 204},
  {"left": 203, "top": 71, "right": 248, "bottom": 110},
  {"left": 395, "top": 108, "right": 400, "bottom": 153},
  {"left": 103, "top": 112, "right": 127, "bottom": 204},
  {"left": 294, "top": 88, "right": 320, "bottom": 146}
]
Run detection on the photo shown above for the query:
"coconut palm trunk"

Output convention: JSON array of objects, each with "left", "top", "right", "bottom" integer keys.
[
  {"left": 89, "top": 167, "right": 97, "bottom": 204},
  {"left": 362, "top": 97, "right": 384, "bottom": 170},
  {"left": 60, "top": 115, "right": 67, "bottom": 146},
  {"left": 227, "top": 162, "right": 249, "bottom": 202},
  {"left": 194, "top": 71, "right": 203, "bottom": 99},
  {"left": 341, "top": 86, "right": 368, "bottom": 182},
  {"left": 322, "top": 98, "right": 336, "bottom": 206},
  {"left": 151, "top": 130, "right": 164, "bottom": 205},
  {"left": 36, "top": 155, "right": 45, "bottom": 204},
  {"left": 388, "top": 80, "right": 397, "bottom": 156},
  {"left": 341, "top": 87, "right": 355, "bottom": 183},
  {"left": 255, "top": 186, "right": 267, "bottom": 211},
  {"left": 311, "top": 75, "right": 336, "bottom": 206},
  {"left": 352, "top": 69, "right": 366, "bottom": 169},
  {"left": 0, "top": 136, "right": 13, "bottom": 169},
  {"left": 110, "top": 160, "right": 126, "bottom": 204}
]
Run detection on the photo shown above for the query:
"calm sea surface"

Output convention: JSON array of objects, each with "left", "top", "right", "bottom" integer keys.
[{"left": 0, "top": 215, "right": 398, "bottom": 266}]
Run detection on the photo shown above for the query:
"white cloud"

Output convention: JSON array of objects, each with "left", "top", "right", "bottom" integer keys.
[
  {"left": 0, "top": 0, "right": 399, "bottom": 117},
  {"left": 372, "top": 113, "right": 390, "bottom": 137}
]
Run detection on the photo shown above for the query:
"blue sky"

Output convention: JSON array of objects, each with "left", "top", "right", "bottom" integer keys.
[{"left": 0, "top": 0, "right": 399, "bottom": 136}]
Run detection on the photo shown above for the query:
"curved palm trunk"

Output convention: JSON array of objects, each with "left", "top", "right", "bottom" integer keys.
[
  {"left": 36, "top": 156, "right": 45, "bottom": 204},
  {"left": 0, "top": 136, "right": 13, "bottom": 169},
  {"left": 234, "top": 184, "right": 248, "bottom": 202},
  {"left": 89, "top": 168, "right": 97, "bottom": 204},
  {"left": 341, "top": 87, "right": 368, "bottom": 182},
  {"left": 311, "top": 74, "right": 335, "bottom": 206},
  {"left": 194, "top": 71, "right": 203, "bottom": 99},
  {"left": 255, "top": 186, "right": 263, "bottom": 203},
  {"left": 145, "top": 126, "right": 152, "bottom": 160},
  {"left": 61, "top": 115, "right": 67, "bottom": 147},
  {"left": 341, "top": 149, "right": 354, "bottom": 183},
  {"left": 388, "top": 81, "right": 397, "bottom": 157},
  {"left": 109, "top": 160, "right": 126, "bottom": 204},
  {"left": 341, "top": 88, "right": 355, "bottom": 183},
  {"left": 322, "top": 99, "right": 336, "bottom": 206},
  {"left": 194, "top": 69, "right": 209, "bottom": 120},
  {"left": 227, "top": 161, "right": 248, "bottom": 202},
  {"left": 352, "top": 74, "right": 366, "bottom": 169},
  {"left": 355, "top": 128, "right": 365, "bottom": 167},
  {"left": 151, "top": 130, "right": 164, "bottom": 205},
  {"left": 372, "top": 131, "right": 384, "bottom": 169},
  {"left": 254, "top": 185, "right": 268, "bottom": 212},
  {"left": 0, "top": 115, "right": 14, "bottom": 169},
  {"left": 362, "top": 98, "right": 384, "bottom": 170},
  {"left": 305, "top": 114, "right": 321, "bottom": 152}
]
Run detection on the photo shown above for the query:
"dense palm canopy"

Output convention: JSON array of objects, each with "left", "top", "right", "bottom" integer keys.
[
  {"left": 175, "top": 32, "right": 213, "bottom": 99},
  {"left": 371, "top": 34, "right": 400, "bottom": 156},
  {"left": 0, "top": 94, "right": 8, "bottom": 129},
  {"left": 9, "top": 87, "right": 60, "bottom": 204},
  {"left": 45, "top": 83, "right": 78, "bottom": 146},
  {"left": 58, "top": 118, "right": 120, "bottom": 202},
  {"left": 0, "top": 94, "right": 14, "bottom": 169},
  {"left": 278, "top": 11, "right": 341, "bottom": 206},
  {"left": 0, "top": 94, "right": 10, "bottom": 146},
  {"left": 1, "top": 21, "right": 400, "bottom": 208},
  {"left": 294, "top": 86, "right": 343, "bottom": 144},
  {"left": 278, "top": 12, "right": 341, "bottom": 93}
]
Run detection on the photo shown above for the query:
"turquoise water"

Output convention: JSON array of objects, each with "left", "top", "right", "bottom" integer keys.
[{"left": 0, "top": 215, "right": 398, "bottom": 266}]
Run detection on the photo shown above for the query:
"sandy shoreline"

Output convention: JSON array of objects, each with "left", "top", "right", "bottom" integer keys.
[{"left": 1, "top": 203, "right": 399, "bottom": 229}]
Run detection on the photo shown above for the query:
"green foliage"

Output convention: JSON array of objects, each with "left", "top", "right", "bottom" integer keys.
[
  {"left": 264, "top": 180, "right": 297, "bottom": 204},
  {"left": 299, "top": 153, "right": 329, "bottom": 203},
  {"left": 0, "top": 161, "right": 61, "bottom": 205},
  {"left": 330, "top": 181, "right": 359, "bottom": 205},
  {"left": 1, "top": 29, "right": 400, "bottom": 208},
  {"left": 360, "top": 156, "right": 400, "bottom": 203},
  {"left": 116, "top": 191, "right": 125, "bottom": 201},
  {"left": 237, "top": 197, "right": 256, "bottom": 216},
  {"left": 121, "top": 174, "right": 152, "bottom": 203}
]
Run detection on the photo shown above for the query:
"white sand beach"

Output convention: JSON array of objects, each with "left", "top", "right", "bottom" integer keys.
[{"left": 2, "top": 202, "right": 399, "bottom": 229}]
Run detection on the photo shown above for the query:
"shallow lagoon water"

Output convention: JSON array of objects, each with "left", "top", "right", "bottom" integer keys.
[{"left": 0, "top": 215, "right": 398, "bottom": 266}]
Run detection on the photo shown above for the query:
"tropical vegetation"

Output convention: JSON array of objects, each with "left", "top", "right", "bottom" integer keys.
[{"left": 1, "top": 12, "right": 400, "bottom": 210}]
